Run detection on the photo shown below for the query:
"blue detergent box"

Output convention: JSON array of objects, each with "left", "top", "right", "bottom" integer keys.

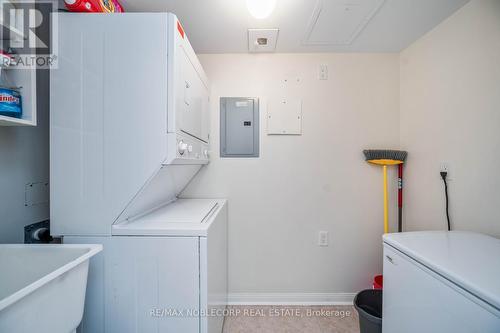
[{"left": 0, "top": 88, "right": 22, "bottom": 118}]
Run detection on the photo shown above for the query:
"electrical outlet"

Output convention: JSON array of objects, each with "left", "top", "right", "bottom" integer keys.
[
  {"left": 440, "top": 163, "right": 453, "bottom": 181},
  {"left": 319, "top": 64, "right": 328, "bottom": 80},
  {"left": 318, "top": 231, "right": 329, "bottom": 247}
]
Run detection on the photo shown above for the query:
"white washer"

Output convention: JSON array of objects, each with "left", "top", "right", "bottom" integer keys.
[
  {"left": 383, "top": 231, "right": 500, "bottom": 333},
  {"left": 65, "top": 199, "right": 227, "bottom": 333}
]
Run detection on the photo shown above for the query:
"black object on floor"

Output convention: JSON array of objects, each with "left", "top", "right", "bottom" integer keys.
[
  {"left": 354, "top": 289, "right": 382, "bottom": 333},
  {"left": 24, "top": 220, "right": 53, "bottom": 243}
]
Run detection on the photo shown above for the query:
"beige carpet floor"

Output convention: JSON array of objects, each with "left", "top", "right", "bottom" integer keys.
[{"left": 223, "top": 305, "right": 360, "bottom": 333}]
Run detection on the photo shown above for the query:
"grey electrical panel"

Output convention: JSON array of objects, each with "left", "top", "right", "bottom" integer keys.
[{"left": 220, "top": 97, "right": 259, "bottom": 157}]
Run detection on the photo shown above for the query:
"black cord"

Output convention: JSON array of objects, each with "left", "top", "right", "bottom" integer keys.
[{"left": 440, "top": 172, "right": 451, "bottom": 231}]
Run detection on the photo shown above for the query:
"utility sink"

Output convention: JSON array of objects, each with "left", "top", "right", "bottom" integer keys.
[{"left": 0, "top": 244, "right": 102, "bottom": 333}]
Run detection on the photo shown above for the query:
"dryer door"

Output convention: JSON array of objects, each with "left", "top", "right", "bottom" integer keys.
[{"left": 178, "top": 47, "right": 209, "bottom": 143}]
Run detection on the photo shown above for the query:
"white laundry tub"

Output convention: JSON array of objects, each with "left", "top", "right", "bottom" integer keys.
[{"left": 0, "top": 244, "right": 102, "bottom": 333}]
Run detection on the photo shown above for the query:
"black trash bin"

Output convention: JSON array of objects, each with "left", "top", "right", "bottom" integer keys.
[{"left": 354, "top": 289, "right": 382, "bottom": 333}]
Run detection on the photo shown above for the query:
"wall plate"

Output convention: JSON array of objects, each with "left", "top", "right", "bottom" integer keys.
[{"left": 267, "top": 99, "right": 302, "bottom": 135}]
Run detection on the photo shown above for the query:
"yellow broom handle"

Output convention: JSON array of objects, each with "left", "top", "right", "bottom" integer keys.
[{"left": 383, "top": 165, "right": 388, "bottom": 234}]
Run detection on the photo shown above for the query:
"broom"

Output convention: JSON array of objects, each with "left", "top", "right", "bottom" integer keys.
[{"left": 363, "top": 150, "right": 408, "bottom": 234}]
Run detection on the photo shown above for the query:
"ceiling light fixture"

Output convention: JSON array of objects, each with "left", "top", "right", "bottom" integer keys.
[{"left": 246, "top": 0, "right": 276, "bottom": 19}]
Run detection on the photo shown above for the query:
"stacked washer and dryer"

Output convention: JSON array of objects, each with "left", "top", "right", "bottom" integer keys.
[{"left": 50, "top": 13, "right": 227, "bottom": 333}]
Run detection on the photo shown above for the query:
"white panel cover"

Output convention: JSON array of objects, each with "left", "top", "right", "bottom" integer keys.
[
  {"left": 305, "top": 0, "right": 386, "bottom": 45},
  {"left": 267, "top": 99, "right": 302, "bottom": 135}
]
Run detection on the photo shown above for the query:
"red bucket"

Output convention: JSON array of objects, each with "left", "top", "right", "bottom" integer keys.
[{"left": 373, "top": 274, "right": 383, "bottom": 289}]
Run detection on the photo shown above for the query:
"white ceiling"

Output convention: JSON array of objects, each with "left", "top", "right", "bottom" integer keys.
[{"left": 119, "top": 0, "right": 470, "bottom": 53}]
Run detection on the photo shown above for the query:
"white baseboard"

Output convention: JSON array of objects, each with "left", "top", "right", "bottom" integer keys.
[{"left": 227, "top": 293, "right": 356, "bottom": 306}]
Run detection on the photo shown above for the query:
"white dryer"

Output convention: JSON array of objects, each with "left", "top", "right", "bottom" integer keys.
[{"left": 383, "top": 231, "right": 500, "bottom": 333}]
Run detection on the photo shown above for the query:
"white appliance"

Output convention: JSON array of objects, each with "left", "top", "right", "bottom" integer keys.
[
  {"left": 65, "top": 199, "right": 227, "bottom": 333},
  {"left": 50, "top": 13, "right": 227, "bottom": 333},
  {"left": 383, "top": 231, "right": 500, "bottom": 333}
]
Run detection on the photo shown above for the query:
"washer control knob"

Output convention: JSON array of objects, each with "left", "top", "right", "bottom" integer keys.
[
  {"left": 203, "top": 149, "right": 209, "bottom": 158},
  {"left": 178, "top": 141, "right": 188, "bottom": 155}
]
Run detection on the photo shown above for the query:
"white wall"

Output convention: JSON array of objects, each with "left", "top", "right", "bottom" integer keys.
[
  {"left": 182, "top": 53, "right": 400, "bottom": 296},
  {"left": 400, "top": 0, "right": 500, "bottom": 237},
  {"left": 0, "top": 69, "right": 50, "bottom": 243}
]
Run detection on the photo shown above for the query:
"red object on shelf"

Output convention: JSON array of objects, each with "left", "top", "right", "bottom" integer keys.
[
  {"left": 112, "top": 0, "right": 123, "bottom": 12},
  {"left": 64, "top": 0, "right": 124, "bottom": 13},
  {"left": 373, "top": 274, "right": 383, "bottom": 289}
]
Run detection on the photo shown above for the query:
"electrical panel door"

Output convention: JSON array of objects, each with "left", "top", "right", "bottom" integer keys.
[{"left": 220, "top": 98, "right": 259, "bottom": 157}]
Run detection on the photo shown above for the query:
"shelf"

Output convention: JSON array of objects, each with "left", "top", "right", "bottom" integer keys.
[
  {"left": 0, "top": 11, "right": 26, "bottom": 40},
  {"left": 0, "top": 66, "right": 37, "bottom": 126},
  {"left": 0, "top": 0, "right": 25, "bottom": 41},
  {"left": 0, "top": 23, "right": 24, "bottom": 41},
  {"left": 0, "top": 0, "right": 39, "bottom": 127},
  {"left": 0, "top": 114, "right": 35, "bottom": 126}
]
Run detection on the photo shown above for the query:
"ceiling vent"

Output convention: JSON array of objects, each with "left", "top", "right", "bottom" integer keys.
[
  {"left": 248, "top": 29, "right": 279, "bottom": 52},
  {"left": 303, "top": 0, "right": 385, "bottom": 46}
]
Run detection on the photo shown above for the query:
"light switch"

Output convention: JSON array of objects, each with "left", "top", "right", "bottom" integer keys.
[{"left": 319, "top": 64, "right": 328, "bottom": 80}]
